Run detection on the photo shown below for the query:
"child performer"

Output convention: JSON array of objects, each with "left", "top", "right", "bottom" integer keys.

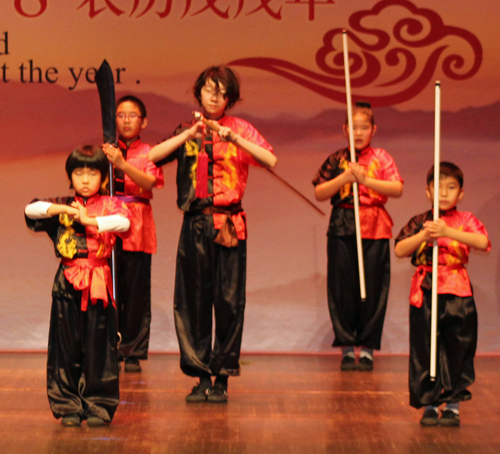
[
  {"left": 102, "top": 96, "right": 164, "bottom": 373},
  {"left": 395, "top": 162, "right": 490, "bottom": 427},
  {"left": 312, "top": 102, "right": 403, "bottom": 371},
  {"left": 25, "top": 145, "right": 131, "bottom": 427},
  {"left": 148, "top": 65, "right": 277, "bottom": 403}
]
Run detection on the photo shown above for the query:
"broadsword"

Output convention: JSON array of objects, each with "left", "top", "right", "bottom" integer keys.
[{"left": 95, "top": 60, "right": 122, "bottom": 346}]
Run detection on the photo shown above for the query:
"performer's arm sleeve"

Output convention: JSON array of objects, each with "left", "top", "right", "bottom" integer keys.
[
  {"left": 394, "top": 214, "right": 431, "bottom": 260},
  {"left": 96, "top": 215, "right": 130, "bottom": 233},
  {"left": 464, "top": 212, "right": 491, "bottom": 251},
  {"left": 239, "top": 121, "right": 274, "bottom": 167},
  {"left": 380, "top": 151, "right": 404, "bottom": 183},
  {"left": 395, "top": 214, "right": 424, "bottom": 245},
  {"left": 25, "top": 201, "right": 53, "bottom": 219},
  {"left": 153, "top": 123, "right": 189, "bottom": 167},
  {"left": 312, "top": 154, "right": 337, "bottom": 187},
  {"left": 144, "top": 157, "right": 165, "bottom": 189},
  {"left": 25, "top": 197, "right": 66, "bottom": 233}
]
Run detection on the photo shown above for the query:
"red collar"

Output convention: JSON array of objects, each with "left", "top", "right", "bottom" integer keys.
[
  {"left": 118, "top": 137, "right": 141, "bottom": 151},
  {"left": 441, "top": 207, "right": 457, "bottom": 216},
  {"left": 430, "top": 207, "right": 457, "bottom": 217},
  {"left": 75, "top": 193, "right": 101, "bottom": 206},
  {"left": 347, "top": 145, "right": 372, "bottom": 156}
]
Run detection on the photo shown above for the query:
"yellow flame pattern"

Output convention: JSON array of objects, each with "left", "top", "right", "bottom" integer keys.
[
  {"left": 185, "top": 140, "right": 199, "bottom": 188},
  {"left": 339, "top": 158, "right": 351, "bottom": 199},
  {"left": 56, "top": 213, "right": 77, "bottom": 259},
  {"left": 220, "top": 143, "right": 238, "bottom": 190}
]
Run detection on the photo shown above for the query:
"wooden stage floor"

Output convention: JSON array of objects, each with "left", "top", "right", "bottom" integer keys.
[{"left": 1, "top": 353, "right": 500, "bottom": 454}]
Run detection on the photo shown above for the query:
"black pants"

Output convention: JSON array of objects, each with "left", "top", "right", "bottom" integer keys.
[
  {"left": 47, "top": 266, "right": 119, "bottom": 422},
  {"left": 327, "top": 236, "right": 390, "bottom": 349},
  {"left": 174, "top": 212, "right": 246, "bottom": 378},
  {"left": 115, "top": 238, "right": 152, "bottom": 360},
  {"left": 409, "top": 291, "right": 477, "bottom": 409}
]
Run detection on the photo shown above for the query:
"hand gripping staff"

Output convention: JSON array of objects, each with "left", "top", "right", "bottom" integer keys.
[
  {"left": 430, "top": 81, "right": 441, "bottom": 381},
  {"left": 192, "top": 112, "right": 325, "bottom": 217},
  {"left": 342, "top": 30, "right": 366, "bottom": 301},
  {"left": 95, "top": 59, "right": 121, "bottom": 346}
]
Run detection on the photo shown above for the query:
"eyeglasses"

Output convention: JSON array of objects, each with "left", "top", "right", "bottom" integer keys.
[
  {"left": 201, "top": 87, "right": 227, "bottom": 98},
  {"left": 116, "top": 113, "right": 142, "bottom": 121}
]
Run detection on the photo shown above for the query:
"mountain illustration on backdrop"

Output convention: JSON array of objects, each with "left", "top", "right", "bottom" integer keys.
[{"left": 3, "top": 82, "right": 499, "bottom": 159}]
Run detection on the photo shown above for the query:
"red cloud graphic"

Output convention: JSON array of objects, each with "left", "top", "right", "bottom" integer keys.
[{"left": 230, "top": 0, "right": 482, "bottom": 106}]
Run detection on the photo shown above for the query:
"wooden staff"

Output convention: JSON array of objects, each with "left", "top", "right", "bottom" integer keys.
[
  {"left": 192, "top": 112, "right": 325, "bottom": 216},
  {"left": 342, "top": 30, "right": 366, "bottom": 300},
  {"left": 430, "top": 81, "right": 441, "bottom": 381}
]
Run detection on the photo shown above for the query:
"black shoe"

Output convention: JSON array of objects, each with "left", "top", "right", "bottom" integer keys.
[
  {"left": 340, "top": 355, "right": 356, "bottom": 371},
  {"left": 357, "top": 356, "right": 373, "bottom": 371},
  {"left": 185, "top": 383, "right": 210, "bottom": 403},
  {"left": 87, "top": 415, "right": 106, "bottom": 427},
  {"left": 61, "top": 414, "right": 81, "bottom": 427},
  {"left": 207, "top": 385, "right": 228, "bottom": 403},
  {"left": 420, "top": 408, "right": 439, "bottom": 426},
  {"left": 440, "top": 409, "right": 460, "bottom": 427},
  {"left": 124, "top": 357, "right": 142, "bottom": 373}
]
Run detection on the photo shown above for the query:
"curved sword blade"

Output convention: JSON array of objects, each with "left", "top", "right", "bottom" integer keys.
[{"left": 96, "top": 60, "right": 116, "bottom": 145}]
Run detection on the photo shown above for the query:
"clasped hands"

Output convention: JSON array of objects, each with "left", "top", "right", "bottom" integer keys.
[
  {"left": 186, "top": 121, "right": 234, "bottom": 143},
  {"left": 63, "top": 201, "right": 89, "bottom": 223},
  {"left": 347, "top": 162, "right": 367, "bottom": 185},
  {"left": 422, "top": 219, "right": 449, "bottom": 240}
]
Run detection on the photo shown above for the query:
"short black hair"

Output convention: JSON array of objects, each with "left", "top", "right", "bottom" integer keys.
[
  {"left": 193, "top": 66, "right": 241, "bottom": 110},
  {"left": 66, "top": 145, "right": 109, "bottom": 192},
  {"left": 427, "top": 161, "right": 464, "bottom": 188},
  {"left": 116, "top": 95, "right": 147, "bottom": 118},
  {"left": 345, "top": 101, "right": 375, "bottom": 126}
]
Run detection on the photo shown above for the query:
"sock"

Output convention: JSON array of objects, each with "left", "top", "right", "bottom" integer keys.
[
  {"left": 425, "top": 405, "right": 438, "bottom": 413},
  {"left": 341, "top": 346, "right": 355, "bottom": 359},
  {"left": 360, "top": 348, "right": 373, "bottom": 361},
  {"left": 199, "top": 374, "right": 212, "bottom": 388},
  {"left": 214, "top": 375, "right": 228, "bottom": 391},
  {"left": 445, "top": 402, "right": 460, "bottom": 414}
]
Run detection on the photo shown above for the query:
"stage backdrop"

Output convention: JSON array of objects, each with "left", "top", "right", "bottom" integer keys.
[{"left": 1, "top": 0, "right": 499, "bottom": 353}]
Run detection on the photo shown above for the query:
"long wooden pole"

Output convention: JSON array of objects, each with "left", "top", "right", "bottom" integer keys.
[
  {"left": 342, "top": 30, "right": 366, "bottom": 300},
  {"left": 430, "top": 81, "right": 441, "bottom": 381}
]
